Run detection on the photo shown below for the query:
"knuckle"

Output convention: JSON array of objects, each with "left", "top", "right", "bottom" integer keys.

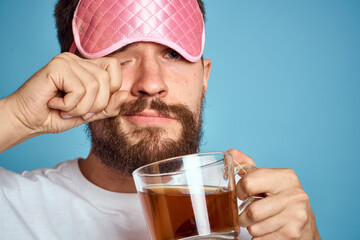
[
  {"left": 293, "top": 189, "right": 309, "bottom": 203},
  {"left": 108, "top": 57, "right": 121, "bottom": 66},
  {"left": 60, "top": 52, "right": 73, "bottom": 58},
  {"left": 294, "top": 209, "right": 308, "bottom": 223},
  {"left": 283, "top": 168, "right": 299, "bottom": 183},
  {"left": 88, "top": 79, "right": 100, "bottom": 91},
  {"left": 285, "top": 226, "right": 302, "bottom": 239},
  {"left": 99, "top": 70, "right": 110, "bottom": 83},
  {"left": 246, "top": 204, "right": 259, "bottom": 221},
  {"left": 49, "top": 55, "right": 68, "bottom": 68},
  {"left": 99, "top": 101, "right": 108, "bottom": 110},
  {"left": 286, "top": 168, "right": 297, "bottom": 177},
  {"left": 246, "top": 225, "right": 257, "bottom": 237},
  {"left": 240, "top": 176, "right": 252, "bottom": 193},
  {"left": 52, "top": 52, "right": 73, "bottom": 62},
  {"left": 299, "top": 191, "right": 309, "bottom": 203},
  {"left": 111, "top": 79, "right": 122, "bottom": 92},
  {"left": 58, "top": 52, "right": 73, "bottom": 57},
  {"left": 53, "top": 52, "right": 67, "bottom": 59},
  {"left": 287, "top": 189, "right": 310, "bottom": 210}
]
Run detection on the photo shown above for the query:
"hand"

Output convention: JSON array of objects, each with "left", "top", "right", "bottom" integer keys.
[
  {"left": 227, "top": 149, "right": 321, "bottom": 240},
  {"left": 0, "top": 52, "right": 128, "bottom": 151}
]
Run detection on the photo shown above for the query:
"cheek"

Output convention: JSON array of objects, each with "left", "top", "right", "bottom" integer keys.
[
  {"left": 119, "top": 67, "right": 135, "bottom": 91},
  {"left": 174, "top": 76, "right": 204, "bottom": 109},
  {"left": 183, "top": 72, "right": 200, "bottom": 86},
  {"left": 119, "top": 81, "right": 132, "bottom": 91}
]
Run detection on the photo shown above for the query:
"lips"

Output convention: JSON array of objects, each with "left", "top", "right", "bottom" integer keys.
[{"left": 123, "top": 110, "right": 176, "bottom": 125}]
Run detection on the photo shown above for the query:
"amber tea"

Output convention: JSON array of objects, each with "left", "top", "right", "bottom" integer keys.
[
  {"left": 139, "top": 185, "right": 240, "bottom": 240},
  {"left": 133, "top": 152, "right": 240, "bottom": 239}
]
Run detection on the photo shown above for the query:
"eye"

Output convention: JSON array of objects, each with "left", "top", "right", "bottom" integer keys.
[
  {"left": 120, "top": 60, "right": 132, "bottom": 65},
  {"left": 165, "top": 49, "right": 183, "bottom": 60}
]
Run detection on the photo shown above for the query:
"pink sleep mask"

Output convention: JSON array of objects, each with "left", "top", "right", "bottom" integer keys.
[{"left": 70, "top": 0, "right": 205, "bottom": 62}]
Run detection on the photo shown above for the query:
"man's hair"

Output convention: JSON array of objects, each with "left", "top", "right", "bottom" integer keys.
[{"left": 54, "top": 0, "right": 206, "bottom": 53}]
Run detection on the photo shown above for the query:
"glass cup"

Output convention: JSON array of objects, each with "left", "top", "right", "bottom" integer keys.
[{"left": 132, "top": 152, "right": 241, "bottom": 240}]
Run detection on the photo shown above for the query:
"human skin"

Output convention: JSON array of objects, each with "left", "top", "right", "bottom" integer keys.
[
  {"left": 0, "top": 53, "right": 128, "bottom": 152},
  {"left": 0, "top": 42, "right": 320, "bottom": 239},
  {"left": 107, "top": 42, "right": 209, "bottom": 145},
  {"left": 79, "top": 42, "right": 211, "bottom": 193},
  {"left": 230, "top": 149, "right": 321, "bottom": 239}
]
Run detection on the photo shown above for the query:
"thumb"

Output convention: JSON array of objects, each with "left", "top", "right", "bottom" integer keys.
[
  {"left": 227, "top": 148, "right": 257, "bottom": 175},
  {"left": 84, "top": 90, "right": 129, "bottom": 122}
]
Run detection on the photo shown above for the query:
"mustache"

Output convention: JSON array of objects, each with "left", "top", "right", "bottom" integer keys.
[{"left": 119, "top": 96, "right": 191, "bottom": 120}]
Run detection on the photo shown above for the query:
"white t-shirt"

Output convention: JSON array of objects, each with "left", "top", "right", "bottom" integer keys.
[{"left": 0, "top": 159, "right": 252, "bottom": 240}]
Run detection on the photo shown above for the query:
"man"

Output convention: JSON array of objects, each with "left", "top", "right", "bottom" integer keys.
[{"left": 0, "top": 0, "right": 320, "bottom": 239}]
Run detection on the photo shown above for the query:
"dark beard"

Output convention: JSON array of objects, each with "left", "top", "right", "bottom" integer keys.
[{"left": 87, "top": 96, "right": 203, "bottom": 176}]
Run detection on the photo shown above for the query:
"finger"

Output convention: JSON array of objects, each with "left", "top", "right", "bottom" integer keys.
[
  {"left": 236, "top": 168, "right": 301, "bottom": 199},
  {"left": 47, "top": 62, "right": 86, "bottom": 112},
  {"left": 49, "top": 112, "right": 87, "bottom": 127},
  {"left": 47, "top": 80, "right": 85, "bottom": 112},
  {"left": 60, "top": 59, "right": 101, "bottom": 117},
  {"left": 227, "top": 149, "right": 257, "bottom": 175},
  {"left": 72, "top": 59, "right": 111, "bottom": 116},
  {"left": 90, "top": 57, "right": 122, "bottom": 93},
  {"left": 252, "top": 224, "right": 304, "bottom": 240},
  {"left": 247, "top": 204, "right": 308, "bottom": 239},
  {"left": 239, "top": 193, "right": 287, "bottom": 227},
  {"left": 246, "top": 213, "right": 285, "bottom": 237},
  {"left": 85, "top": 90, "right": 129, "bottom": 121}
]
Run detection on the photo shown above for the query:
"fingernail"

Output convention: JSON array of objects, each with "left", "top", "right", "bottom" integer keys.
[
  {"left": 242, "top": 164, "right": 257, "bottom": 171},
  {"left": 235, "top": 164, "right": 257, "bottom": 176},
  {"left": 102, "top": 110, "right": 109, "bottom": 116},
  {"left": 82, "top": 112, "right": 95, "bottom": 120}
]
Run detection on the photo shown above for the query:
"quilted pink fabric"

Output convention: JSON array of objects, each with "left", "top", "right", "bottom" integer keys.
[{"left": 72, "top": 0, "right": 205, "bottom": 62}]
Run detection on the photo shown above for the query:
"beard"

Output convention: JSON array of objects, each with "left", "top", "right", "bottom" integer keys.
[{"left": 87, "top": 96, "right": 203, "bottom": 176}]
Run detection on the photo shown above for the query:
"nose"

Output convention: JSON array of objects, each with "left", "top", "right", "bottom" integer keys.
[{"left": 130, "top": 58, "right": 169, "bottom": 98}]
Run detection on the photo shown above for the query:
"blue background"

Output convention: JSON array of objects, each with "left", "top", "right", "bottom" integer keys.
[{"left": 0, "top": 0, "right": 359, "bottom": 239}]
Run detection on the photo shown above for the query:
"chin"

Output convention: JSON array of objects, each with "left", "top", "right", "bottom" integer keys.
[{"left": 125, "top": 126, "right": 180, "bottom": 145}]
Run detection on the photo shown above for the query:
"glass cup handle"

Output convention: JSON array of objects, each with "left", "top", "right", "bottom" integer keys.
[{"left": 233, "top": 162, "right": 267, "bottom": 212}]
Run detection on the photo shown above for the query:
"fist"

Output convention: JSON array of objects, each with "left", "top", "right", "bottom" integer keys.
[{"left": 8, "top": 52, "right": 128, "bottom": 134}]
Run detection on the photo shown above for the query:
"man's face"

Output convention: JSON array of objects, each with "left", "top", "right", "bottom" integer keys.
[{"left": 88, "top": 42, "right": 211, "bottom": 175}]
